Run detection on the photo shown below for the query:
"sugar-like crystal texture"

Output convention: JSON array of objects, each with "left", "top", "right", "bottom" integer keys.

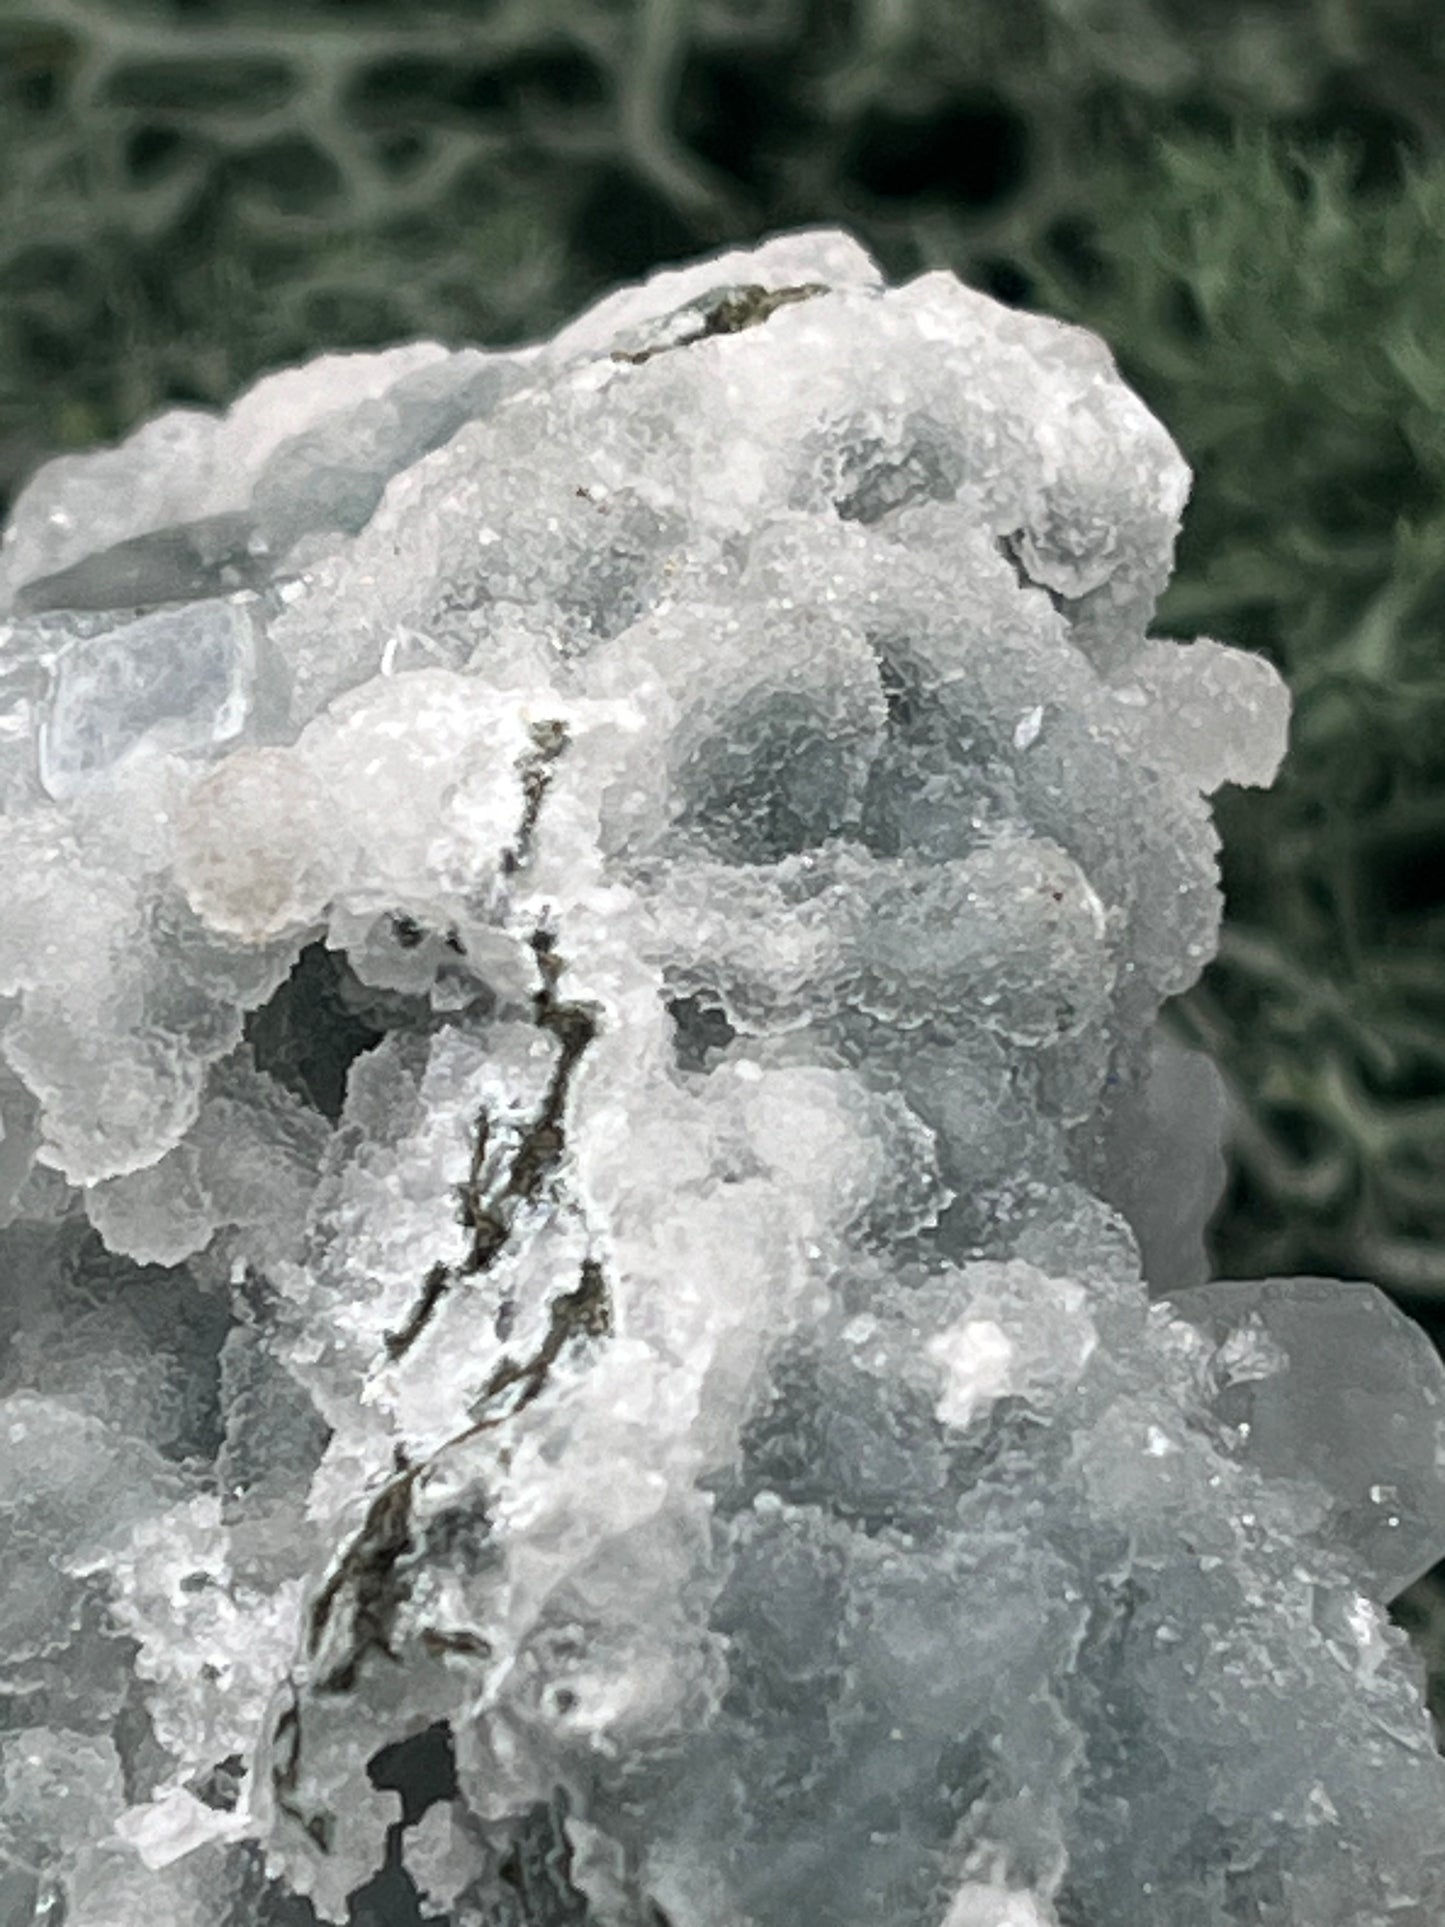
[{"left": 1, "top": 229, "right": 1443, "bottom": 1927}]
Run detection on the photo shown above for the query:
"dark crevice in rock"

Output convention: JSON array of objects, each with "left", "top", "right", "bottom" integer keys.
[
  {"left": 389, "top": 913, "right": 467, "bottom": 959},
  {"left": 315, "top": 1248, "right": 612, "bottom": 1688},
  {"left": 315, "top": 1254, "right": 610, "bottom": 1690},
  {"left": 345, "top": 1821, "right": 447, "bottom": 1927},
  {"left": 308, "top": 1458, "right": 419, "bottom": 1695},
  {"left": 384, "top": 1259, "right": 454, "bottom": 1362},
  {"left": 516, "top": 928, "right": 599, "bottom": 1194},
  {"left": 385, "top": 718, "right": 588, "bottom": 1357},
  {"left": 302, "top": 858, "right": 611, "bottom": 1707},
  {"left": 419, "top": 1625, "right": 493, "bottom": 1663},
  {"left": 247, "top": 931, "right": 491, "bottom": 1128},
  {"left": 385, "top": 924, "right": 601, "bottom": 1361},
  {"left": 189, "top": 1751, "right": 247, "bottom": 1812},
  {"left": 501, "top": 718, "right": 570, "bottom": 877},
  {"left": 271, "top": 1684, "right": 335, "bottom": 1854},
  {"left": 315, "top": 1251, "right": 609, "bottom": 1696},
  {"left": 367, "top": 1720, "right": 458, "bottom": 1826},
  {"left": 609, "top": 281, "right": 829, "bottom": 366},
  {"left": 667, "top": 990, "right": 738, "bottom": 1073},
  {"left": 454, "top": 1108, "right": 506, "bottom": 1269},
  {"left": 463, "top": 1257, "right": 612, "bottom": 1431},
  {"left": 245, "top": 941, "right": 391, "bottom": 1124}
]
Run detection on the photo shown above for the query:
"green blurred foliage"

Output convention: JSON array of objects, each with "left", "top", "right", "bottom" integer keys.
[
  {"left": 1, "top": 0, "right": 1440, "bottom": 482},
  {"left": 1019, "top": 115, "right": 1445, "bottom": 1702},
  {"left": 1027, "top": 125, "right": 1445, "bottom": 1307}
]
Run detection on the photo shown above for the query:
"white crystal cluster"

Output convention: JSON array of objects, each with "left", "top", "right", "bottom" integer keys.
[{"left": 2, "top": 229, "right": 1445, "bottom": 1927}]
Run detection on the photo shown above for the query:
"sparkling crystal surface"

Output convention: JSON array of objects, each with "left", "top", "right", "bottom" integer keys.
[{"left": 0, "top": 228, "right": 1442, "bottom": 1927}]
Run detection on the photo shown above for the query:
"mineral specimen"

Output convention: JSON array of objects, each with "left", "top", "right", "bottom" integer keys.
[{"left": 1, "top": 228, "right": 1444, "bottom": 1927}]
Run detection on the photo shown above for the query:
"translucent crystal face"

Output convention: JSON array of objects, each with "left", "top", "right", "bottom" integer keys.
[
  {"left": 36, "top": 601, "right": 257, "bottom": 802},
  {"left": 0, "top": 229, "right": 1442, "bottom": 1927}
]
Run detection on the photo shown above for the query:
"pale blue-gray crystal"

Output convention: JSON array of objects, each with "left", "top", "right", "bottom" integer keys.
[
  {"left": 1168, "top": 1274, "right": 1445, "bottom": 1600},
  {"left": 36, "top": 599, "right": 255, "bottom": 799}
]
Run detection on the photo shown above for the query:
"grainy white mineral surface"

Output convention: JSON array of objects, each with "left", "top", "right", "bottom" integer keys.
[{"left": 1, "top": 229, "right": 1444, "bottom": 1927}]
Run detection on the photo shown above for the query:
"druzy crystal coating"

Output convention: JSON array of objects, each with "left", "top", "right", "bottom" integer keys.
[{"left": 1, "top": 230, "right": 1442, "bottom": 1927}]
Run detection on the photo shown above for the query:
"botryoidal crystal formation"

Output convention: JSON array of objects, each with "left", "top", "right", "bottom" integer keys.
[{"left": 2, "top": 230, "right": 1445, "bottom": 1927}]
